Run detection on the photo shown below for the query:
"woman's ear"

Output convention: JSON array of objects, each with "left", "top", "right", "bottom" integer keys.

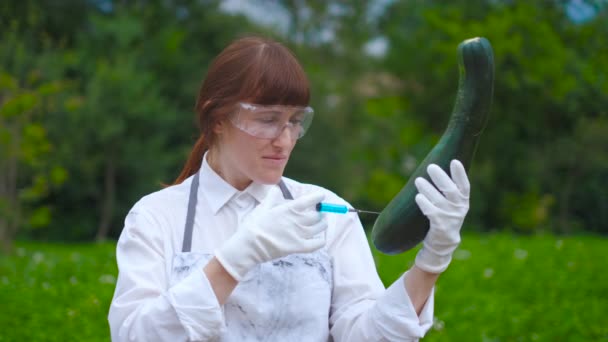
[
  {"left": 213, "top": 120, "right": 224, "bottom": 135},
  {"left": 201, "top": 99, "right": 224, "bottom": 135}
]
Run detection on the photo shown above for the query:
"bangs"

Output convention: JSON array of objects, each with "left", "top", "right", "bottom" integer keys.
[{"left": 239, "top": 42, "right": 310, "bottom": 107}]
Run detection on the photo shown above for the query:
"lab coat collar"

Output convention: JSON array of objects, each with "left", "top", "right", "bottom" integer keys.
[{"left": 199, "top": 152, "right": 274, "bottom": 214}]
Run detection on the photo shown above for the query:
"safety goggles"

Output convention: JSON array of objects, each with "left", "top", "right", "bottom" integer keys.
[{"left": 229, "top": 102, "right": 314, "bottom": 140}]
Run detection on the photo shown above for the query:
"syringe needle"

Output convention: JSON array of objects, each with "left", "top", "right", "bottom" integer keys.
[{"left": 349, "top": 208, "right": 381, "bottom": 215}]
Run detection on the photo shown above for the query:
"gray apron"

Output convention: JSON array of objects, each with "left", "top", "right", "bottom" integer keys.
[{"left": 170, "top": 172, "right": 333, "bottom": 341}]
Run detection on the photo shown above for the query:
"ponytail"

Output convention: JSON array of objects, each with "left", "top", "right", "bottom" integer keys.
[{"left": 172, "top": 135, "right": 208, "bottom": 185}]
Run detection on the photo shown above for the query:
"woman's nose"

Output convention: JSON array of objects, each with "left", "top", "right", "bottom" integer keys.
[{"left": 272, "top": 124, "right": 297, "bottom": 146}]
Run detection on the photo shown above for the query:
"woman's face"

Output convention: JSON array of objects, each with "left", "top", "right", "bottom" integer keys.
[{"left": 209, "top": 112, "right": 299, "bottom": 190}]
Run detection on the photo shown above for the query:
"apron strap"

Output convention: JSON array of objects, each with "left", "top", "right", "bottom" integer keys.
[
  {"left": 181, "top": 171, "right": 200, "bottom": 253},
  {"left": 181, "top": 173, "right": 294, "bottom": 253},
  {"left": 278, "top": 179, "right": 294, "bottom": 200}
]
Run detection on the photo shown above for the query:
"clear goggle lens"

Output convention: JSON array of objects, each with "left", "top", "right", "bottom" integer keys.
[{"left": 230, "top": 102, "right": 314, "bottom": 139}]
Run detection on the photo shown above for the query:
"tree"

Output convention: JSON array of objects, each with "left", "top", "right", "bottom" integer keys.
[
  {"left": 0, "top": 26, "right": 68, "bottom": 252},
  {"left": 376, "top": 1, "right": 608, "bottom": 232},
  {"left": 40, "top": 1, "right": 271, "bottom": 240}
]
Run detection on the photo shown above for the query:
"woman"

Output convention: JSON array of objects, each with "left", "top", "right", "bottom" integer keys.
[{"left": 108, "top": 36, "right": 470, "bottom": 341}]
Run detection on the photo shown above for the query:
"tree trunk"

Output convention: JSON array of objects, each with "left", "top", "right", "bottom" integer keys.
[
  {"left": 96, "top": 157, "right": 116, "bottom": 241},
  {"left": 0, "top": 144, "right": 7, "bottom": 254},
  {"left": 0, "top": 124, "right": 21, "bottom": 254},
  {"left": 558, "top": 159, "right": 581, "bottom": 234},
  {"left": 558, "top": 176, "right": 573, "bottom": 234},
  {"left": 0, "top": 158, "right": 19, "bottom": 254},
  {"left": 0, "top": 216, "right": 12, "bottom": 254}
]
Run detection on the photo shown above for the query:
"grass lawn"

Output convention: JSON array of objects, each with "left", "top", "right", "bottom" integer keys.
[
  {"left": 373, "top": 233, "right": 608, "bottom": 341},
  {"left": 1, "top": 232, "right": 606, "bottom": 341}
]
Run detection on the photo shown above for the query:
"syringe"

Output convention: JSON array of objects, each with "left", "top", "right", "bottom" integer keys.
[{"left": 316, "top": 202, "right": 380, "bottom": 215}]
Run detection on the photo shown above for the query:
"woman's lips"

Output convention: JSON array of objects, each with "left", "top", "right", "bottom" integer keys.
[{"left": 262, "top": 155, "right": 287, "bottom": 166}]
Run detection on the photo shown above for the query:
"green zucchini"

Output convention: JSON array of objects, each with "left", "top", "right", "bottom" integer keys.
[{"left": 371, "top": 37, "right": 494, "bottom": 254}]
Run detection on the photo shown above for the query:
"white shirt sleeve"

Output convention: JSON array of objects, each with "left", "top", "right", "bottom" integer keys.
[
  {"left": 108, "top": 204, "right": 225, "bottom": 342},
  {"left": 328, "top": 213, "right": 434, "bottom": 341}
]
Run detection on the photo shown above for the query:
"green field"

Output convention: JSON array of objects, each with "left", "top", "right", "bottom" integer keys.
[{"left": 1, "top": 233, "right": 606, "bottom": 341}]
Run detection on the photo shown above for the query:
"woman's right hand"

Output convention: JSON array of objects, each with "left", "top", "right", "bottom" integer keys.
[{"left": 215, "top": 188, "right": 327, "bottom": 281}]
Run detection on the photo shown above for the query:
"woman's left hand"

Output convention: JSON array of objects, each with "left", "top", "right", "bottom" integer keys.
[{"left": 413, "top": 159, "right": 470, "bottom": 274}]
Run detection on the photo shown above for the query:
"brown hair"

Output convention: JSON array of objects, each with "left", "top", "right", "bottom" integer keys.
[{"left": 172, "top": 36, "right": 310, "bottom": 185}]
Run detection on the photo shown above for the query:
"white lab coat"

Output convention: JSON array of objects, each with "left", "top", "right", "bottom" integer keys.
[{"left": 108, "top": 155, "right": 434, "bottom": 341}]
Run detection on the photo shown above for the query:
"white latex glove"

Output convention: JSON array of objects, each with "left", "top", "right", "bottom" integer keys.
[
  {"left": 215, "top": 188, "right": 327, "bottom": 281},
  {"left": 414, "top": 159, "right": 470, "bottom": 274}
]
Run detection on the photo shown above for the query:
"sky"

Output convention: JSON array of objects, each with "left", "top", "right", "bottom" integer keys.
[
  {"left": 218, "top": 0, "right": 600, "bottom": 58},
  {"left": 93, "top": 0, "right": 600, "bottom": 57},
  {"left": 219, "top": 0, "right": 392, "bottom": 57}
]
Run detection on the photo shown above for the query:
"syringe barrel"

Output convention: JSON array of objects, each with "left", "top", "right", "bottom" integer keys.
[{"left": 316, "top": 202, "right": 349, "bottom": 214}]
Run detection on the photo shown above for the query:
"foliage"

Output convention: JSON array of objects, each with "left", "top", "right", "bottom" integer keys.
[
  {"left": 1, "top": 234, "right": 606, "bottom": 341},
  {"left": 367, "top": 1, "right": 608, "bottom": 233},
  {"left": 0, "top": 25, "right": 69, "bottom": 252},
  {"left": 0, "top": 0, "right": 606, "bottom": 244},
  {"left": 2, "top": 0, "right": 269, "bottom": 242},
  {"left": 373, "top": 233, "right": 608, "bottom": 341},
  {"left": 0, "top": 241, "right": 117, "bottom": 341},
  {"left": 1, "top": 2, "right": 606, "bottom": 340},
  {"left": 42, "top": 12, "right": 182, "bottom": 241}
]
